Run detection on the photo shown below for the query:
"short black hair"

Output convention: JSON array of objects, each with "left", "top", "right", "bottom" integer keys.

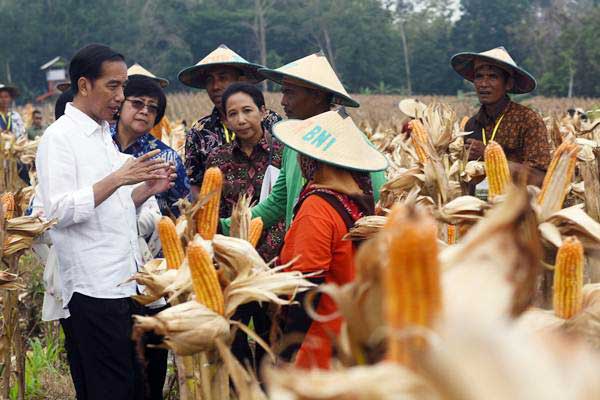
[
  {"left": 55, "top": 89, "right": 74, "bottom": 120},
  {"left": 122, "top": 75, "right": 167, "bottom": 126},
  {"left": 69, "top": 43, "right": 125, "bottom": 94},
  {"left": 221, "top": 82, "right": 265, "bottom": 113},
  {"left": 32, "top": 109, "right": 42, "bottom": 116}
]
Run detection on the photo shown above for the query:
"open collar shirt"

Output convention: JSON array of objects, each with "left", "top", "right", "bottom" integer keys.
[
  {"left": 0, "top": 110, "right": 25, "bottom": 138},
  {"left": 36, "top": 103, "right": 142, "bottom": 308}
]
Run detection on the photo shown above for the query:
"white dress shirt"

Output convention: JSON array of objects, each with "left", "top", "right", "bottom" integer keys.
[{"left": 36, "top": 103, "right": 143, "bottom": 307}]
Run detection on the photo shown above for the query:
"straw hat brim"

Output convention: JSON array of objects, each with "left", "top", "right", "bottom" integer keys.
[
  {"left": 399, "top": 99, "right": 427, "bottom": 118},
  {"left": 272, "top": 113, "right": 388, "bottom": 173},
  {"left": 258, "top": 68, "right": 360, "bottom": 108},
  {"left": 178, "top": 62, "right": 265, "bottom": 89},
  {"left": 0, "top": 85, "right": 19, "bottom": 98},
  {"left": 450, "top": 52, "right": 537, "bottom": 94}
]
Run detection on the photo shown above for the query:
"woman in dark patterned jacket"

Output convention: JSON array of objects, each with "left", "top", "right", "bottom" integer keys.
[
  {"left": 206, "top": 82, "right": 285, "bottom": 369},
  {"left": 206, "top": 83, "right": 285, "bottom": 262}
]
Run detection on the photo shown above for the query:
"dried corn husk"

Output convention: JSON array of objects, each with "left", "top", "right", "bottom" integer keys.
[
  {"left": 132, "top": 300, "right": 230, "bottom": 356},
  {"left": 6, "top": 215, "right": 56, "bottom": 236},
  {"left": 265, "top": 362, "right": 438, "bottom": 400},
  {"left": 440, "top": 188, "right": 542, "bottom": 321},
  {"left": 343, "top": 216, "right": 388, "bottom": 241},
  {"left": 0, "top": 270, "right": 23, "bottom": 290},
  {"left": 230, "top": 194, "right": 252, "bottom": 242},
  {"left": 433, "top": 195, "right": 489, "bottom": 225},
  {"left": 212, "top": 234, "right": 269, "bottom": 280}
]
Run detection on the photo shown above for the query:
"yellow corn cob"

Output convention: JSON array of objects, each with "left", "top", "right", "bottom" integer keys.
[
  {"left": 1, "top": 192, "right": 16, "bottom": 220},
  {"left": 187, "top": 242, "right": 224, "bottom": 315},
  {"left": 158, "top": 217, "right": 184, "bottom": 270},
  {"left": 384, "top": 205, "right": 441, "bottom": 367},
  {"left": 553, "top": 236, "right": 584, "bottom": 319},
  {"left": 484, "top": 141, "right": 511, "bottom": 200},
  {"left": 409, "top": 120, "right": 429, "bottom": 164},
  {"left": 537, "top": 140, "right": 579, "bottom": 215},
  {"left": 459, "top": 116, "right": 469, "bottom": 131},
  {"left": 248, "top": 217, "right": 263, "bottom": 248},
  {"left": 195, "top": 167, "right": 223, "bottom": 240},
  {"left": 447, "top": 224, "right": 456, "bottom": 244}
]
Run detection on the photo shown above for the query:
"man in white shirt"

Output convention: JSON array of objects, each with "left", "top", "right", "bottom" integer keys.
[{"left": 36, "top": 44, "right": 175, "bottom": 400}]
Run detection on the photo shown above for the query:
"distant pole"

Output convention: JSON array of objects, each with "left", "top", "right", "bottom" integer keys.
[
  {"left": 6, "top": 61, "right": 11, "bottom": 83},
  {"left": 398, "top": 20, "right": 412, "bottom": 95},
  {"left": 567, "top": 64, "right": 574, "bottom": 98}
]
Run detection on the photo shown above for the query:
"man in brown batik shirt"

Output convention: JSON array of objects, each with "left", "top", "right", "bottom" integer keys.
[{"left": 451, "top": 47, "right": 551, "bottom": 186}]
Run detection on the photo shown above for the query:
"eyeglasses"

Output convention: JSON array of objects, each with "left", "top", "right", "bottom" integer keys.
[{"left": 125, "top": 98, "right": 159, "bottom": 115}]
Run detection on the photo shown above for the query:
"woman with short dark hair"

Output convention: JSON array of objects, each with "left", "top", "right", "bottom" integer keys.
[
  {"left": 206, "top": 82, "right": 285, "bottom": 368},
  {"left": 112, "top": 75, "right": 189, "bottom": 217}
]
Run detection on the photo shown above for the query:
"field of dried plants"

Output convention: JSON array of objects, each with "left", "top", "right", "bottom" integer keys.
[{"left": 164, "top": 91, "right": 599, "bottom": 126}]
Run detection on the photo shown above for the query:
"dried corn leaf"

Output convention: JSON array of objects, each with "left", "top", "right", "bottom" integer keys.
[
  {"left": 230, "top": 194, "right": 253, "bottom": 241},
  {"left": 223, "top": 264, "right": 315, "bottom": 318},
  {"left": 343, "top": 216, "right": 388, "bottom": 241}
]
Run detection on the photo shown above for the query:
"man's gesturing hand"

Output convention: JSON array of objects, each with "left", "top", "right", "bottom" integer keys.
[{"left": 115, "top": 149, "right": 168, "bottom": 186}]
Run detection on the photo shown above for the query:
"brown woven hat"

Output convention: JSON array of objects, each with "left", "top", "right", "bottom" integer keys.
[
  {"left": 450, "top": 47, "right": 536, "bottom": 94},
  {"left": 127, "top": 63, "right": 169, "bottom": 88},
  {"left": 272, "top": 108, "right": 387, "bottom": 172},
  {"left": 258, "top": 52, "right": 359, "bottom": 108},
  {"left": 0, "top": 83, "right": 19, "bottom": 98},
  {"left": 178, "top": 44, "right": 265, "bottom": 89}
]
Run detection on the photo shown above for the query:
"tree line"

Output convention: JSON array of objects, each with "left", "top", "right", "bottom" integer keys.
[{"left": 0, "top": 0, "right": 598, "bottom": 102}]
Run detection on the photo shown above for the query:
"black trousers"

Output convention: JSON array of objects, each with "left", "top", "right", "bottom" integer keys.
[
  {"left": 231, "top": 301, "right": 271, "bottom": 371},
  {"left": 64, "top": 292, "right": 145, "bottom": 400},
  {"left": 139, "top": 305, "right": 169, "bottom": 400}
]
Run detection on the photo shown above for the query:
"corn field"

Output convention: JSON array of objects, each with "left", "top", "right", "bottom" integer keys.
[{"left": 5, "top": 94, "right": 600, "bottom": 399}]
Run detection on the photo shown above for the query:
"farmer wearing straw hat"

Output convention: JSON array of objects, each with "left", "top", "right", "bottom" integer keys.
[
  {"left": 451, "top": 47, "right": 551, "bottom": 185},
  {"left": 275, "top": 108, "right": 388, "bottom": 369},
  {"left": 221, "top": 52, "right": 386, "bottom": 234},
  {"left": 0, "top": 83, "right": 25, "bottom": 138},
  {"left": 179, "top": 44, "right": 281, "bottom": 189}
]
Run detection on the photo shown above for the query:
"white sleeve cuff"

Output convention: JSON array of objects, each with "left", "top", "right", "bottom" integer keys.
[{"left": 72, "top": 187, "right": 95, "bottom": 223}]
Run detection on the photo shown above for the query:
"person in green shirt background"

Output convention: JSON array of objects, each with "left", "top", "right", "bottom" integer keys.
[
  {"left": 26, "top": 109, "right": 46, "bottom": 140},
  {"left": 220, "top": 51, "right": 386, "bottom": 234}
]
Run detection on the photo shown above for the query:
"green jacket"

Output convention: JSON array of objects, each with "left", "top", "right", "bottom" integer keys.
[{"left": 221, "top": 146, "right": 386, "bottom": 233}]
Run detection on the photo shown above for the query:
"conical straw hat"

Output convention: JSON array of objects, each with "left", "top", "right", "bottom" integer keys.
[
  {"left": 399, "top": 98, "right": 427, "bottom": 118},
  {"left": 259, "top": 52, "right": 359, "bottom": 108},
  {"left": 0, "top": 83, "right": 19, "bottom": 98},
  {"left": 450, "top": 46, "right": 536, "bottom": 94},
  {"left": 128, "top": 63, "right": 169, "bottom": 88},
  {"left": 178, "top": 44, "right": 265, "bottom": 89},
  {"left": 272, "top": 109, "right": 387, "bottom": 172}
]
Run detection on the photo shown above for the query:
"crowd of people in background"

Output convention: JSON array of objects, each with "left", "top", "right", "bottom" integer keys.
[{"left": 0, "top": 41, "right": 552, "bottom": 400}]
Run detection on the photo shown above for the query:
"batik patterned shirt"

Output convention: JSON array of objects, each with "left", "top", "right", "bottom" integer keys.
[
  {"left": 111, "top": 126, "right": 190, "bottom": 216},
  {"left": 206, "top": 133, "right": 285, "bottom": 262},
  {"left": 465, "top": 98, "right": 552, "bottom": 171},
  {"left": 185, "top": 107, "right": 281, "bottom": 185}
]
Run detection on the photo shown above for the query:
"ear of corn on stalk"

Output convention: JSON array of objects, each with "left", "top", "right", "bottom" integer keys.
[
  {"left": 188, "top": 241, "right": 225, "bottom": 315},
  {"left": 248, "top": 217, "right": 263, "bottom": 248},
  {"left": 195, "top": 167, "right": 223, "bottom": 240},
  {"left": 409, "top": 120, "right": 430, "bottom": 164},
  {"left": 447, "top": 224, "right": 456, "bottom": 244},
  {"left": 158, "top": 216, "right": 185, "bottom": 269},
  {"left": 484, "top": 141, "right": 511, "bottom": 200},
  {"left": 1, "top": 192, "right": 15, "bottom": 220},
  {"left": 553, "top": 236, "right": 584, "bottom": 319},
  {"left": 383, "top": 204, "right": 442, "bottom": 367}
]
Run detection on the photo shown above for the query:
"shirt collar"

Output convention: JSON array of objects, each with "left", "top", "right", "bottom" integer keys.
[
  {"left": 475, "top": 96, "right": 511, "bottom": 125},
  {"left": 232, "top": 132, "right": 270, "bottom": 155},
  {"left": 111, "top": 124, "right": 152, "bottom": 152},
  {"left": 65, "top": 103, "right": 109, "bottom": 136}
]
